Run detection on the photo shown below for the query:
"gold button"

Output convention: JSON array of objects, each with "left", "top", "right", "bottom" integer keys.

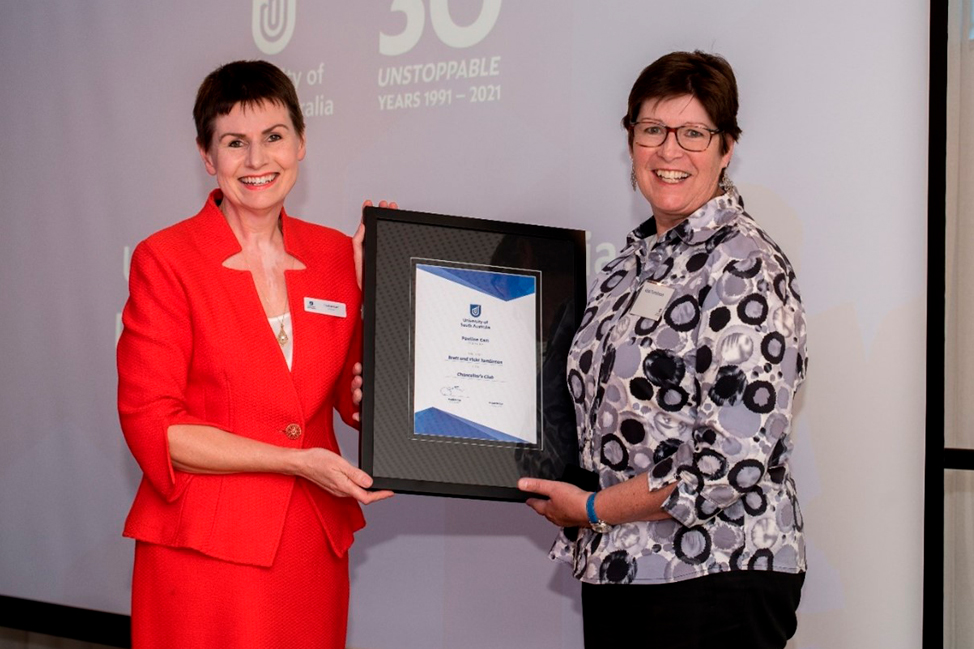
[{"left": 283, "top": 424, "right": 302, "bottom": 440}]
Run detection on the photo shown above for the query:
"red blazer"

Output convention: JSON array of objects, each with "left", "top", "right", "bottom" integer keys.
[{"left": 117, "top": 190, "right": 365, "bottom": 567}]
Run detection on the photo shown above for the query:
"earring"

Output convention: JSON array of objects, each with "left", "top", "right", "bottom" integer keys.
[
  {"left": 719, "top": 168, "right": 734, "bottom": 193},
  {"left": 630, "top": 165, "right": 637, "bottom": 191}
]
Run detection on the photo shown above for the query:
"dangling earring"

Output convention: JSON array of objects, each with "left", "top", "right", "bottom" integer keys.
[
  {"left": 630, "top": 165, "right": 637, "bottom": 191},
  {"left": 719, "top": 168, "right": 734, "bottom": 193}
]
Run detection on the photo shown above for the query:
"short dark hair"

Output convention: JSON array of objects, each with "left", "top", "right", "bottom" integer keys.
[
  {"left": 193, "top": 60, "right": 305, "bottom": 150},
  {"left": 622, "top": 51, "right": 741, "bottom": 154}
]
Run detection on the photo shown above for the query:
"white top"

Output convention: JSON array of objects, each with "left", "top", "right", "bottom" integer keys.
[{"left": 270, "top": 312, "right": 293, "bottom": 370}]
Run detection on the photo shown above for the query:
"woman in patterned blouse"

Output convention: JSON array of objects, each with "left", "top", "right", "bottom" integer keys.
[{"left": 519, "top": 51, "right": 807, "bottom": 648}]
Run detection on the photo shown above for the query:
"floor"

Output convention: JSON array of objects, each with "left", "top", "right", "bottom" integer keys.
[{"left": 0, "top": 628, "right": 116, "bottom": 649}]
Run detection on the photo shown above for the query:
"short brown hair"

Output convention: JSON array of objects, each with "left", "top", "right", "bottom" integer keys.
[
  {"left": 622, "top": 51, "right": 741, "bottom": 154},
  {"left": 193, "top": 60, "right": 305, "bottom": 150}
]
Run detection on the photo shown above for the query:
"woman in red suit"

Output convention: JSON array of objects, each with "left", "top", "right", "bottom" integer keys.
[{"left": 117, "top": 60, "right": 393, "bottom": 649}]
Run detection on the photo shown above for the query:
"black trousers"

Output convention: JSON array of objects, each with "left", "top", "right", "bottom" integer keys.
[{"left": 581, "top": 571, "right": 805, "bottom": 649}]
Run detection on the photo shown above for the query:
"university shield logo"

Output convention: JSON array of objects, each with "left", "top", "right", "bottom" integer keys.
[
  {"left": 252, "top": 0, "right": 296, "bottom": 55},
  {"left": 469, "top": 304, "right": 482, "bottom": 318}
]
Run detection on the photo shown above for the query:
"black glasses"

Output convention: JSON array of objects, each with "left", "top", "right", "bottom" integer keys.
[{"left": 631, "top": 120, "right": 721, "bottom": 152}]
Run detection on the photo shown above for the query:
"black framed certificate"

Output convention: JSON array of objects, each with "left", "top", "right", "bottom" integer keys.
[{"left": 360, "top": 206, "right": 586, "bottom": 501}]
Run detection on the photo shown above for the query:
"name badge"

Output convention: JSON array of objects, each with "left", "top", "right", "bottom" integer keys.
[
  {"left": 630, "top": 282, "right": 674, "bottom": 321},
  {"left": 304, "top": 297, "right": 346, "bottom": 318}
]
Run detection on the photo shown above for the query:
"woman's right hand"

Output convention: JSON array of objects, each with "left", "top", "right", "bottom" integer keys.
[{"left": 297, "top": 446, "right": 394, "bottom": 505}]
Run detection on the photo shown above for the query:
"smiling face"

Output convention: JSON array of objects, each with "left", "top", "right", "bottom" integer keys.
[
  {"left": 631, "top": 94, "right": 733, "bottom": 233},
  {"left": 198, "top": 99, "right": 306, "bottom": 221}
]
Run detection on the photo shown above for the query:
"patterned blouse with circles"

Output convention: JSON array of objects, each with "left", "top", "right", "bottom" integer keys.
[{"left": 551, "top": 188, "right": 808, "bottom": 585}]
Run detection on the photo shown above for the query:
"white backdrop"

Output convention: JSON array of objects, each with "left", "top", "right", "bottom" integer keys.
[{"left": 0, "top": 2, "right": 928, "bottom": 648}]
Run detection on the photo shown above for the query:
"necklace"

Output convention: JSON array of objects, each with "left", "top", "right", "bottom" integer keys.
[
  {"left": 275, "top": 251, "right": 295, "bottom": 346},
  {"left": 276, "top": 292, "right": 290, "bottom": 346}
]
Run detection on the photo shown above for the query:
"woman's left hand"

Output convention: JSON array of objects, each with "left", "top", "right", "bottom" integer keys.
[
  {"left": 355, "top": 200, "right": 399, "bottom": 289},
  {"left": 518, "top": 477, "right": 590, "bottom": 528}
]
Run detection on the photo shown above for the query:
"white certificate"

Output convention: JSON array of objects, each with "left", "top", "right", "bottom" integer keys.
[{"left": 412, "top": 261, "right": 540, "bottom": 445}]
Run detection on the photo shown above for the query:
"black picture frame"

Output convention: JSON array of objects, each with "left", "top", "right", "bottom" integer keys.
[{"left": 360, "top": 206, "right": 586, "bottom": 501}]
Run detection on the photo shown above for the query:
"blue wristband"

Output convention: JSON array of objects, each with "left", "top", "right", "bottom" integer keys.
[{"left": 585, "top": 492, "right": 599, "bottom": 525}]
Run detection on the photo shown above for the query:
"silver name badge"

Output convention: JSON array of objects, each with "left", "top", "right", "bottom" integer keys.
[
  {"left": 304, "top": 297, "right": 347, "bottom": 318},
  {"left": 630, "top": 282, "right": 674, "bottom": 321}
]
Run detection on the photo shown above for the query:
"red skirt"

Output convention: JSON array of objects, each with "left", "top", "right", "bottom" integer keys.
[{"left": 131, "top": 482, "right": 349, "bottom": 649}]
